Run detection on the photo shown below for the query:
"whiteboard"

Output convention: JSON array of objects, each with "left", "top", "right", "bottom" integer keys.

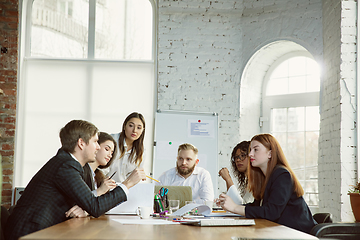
[{"left": 152, "top": 110, "right": 218, "bottom": 195}]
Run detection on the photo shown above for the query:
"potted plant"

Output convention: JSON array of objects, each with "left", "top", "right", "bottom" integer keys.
[{"left": 348, "top": 180, "right": 360, "bottom": 222}]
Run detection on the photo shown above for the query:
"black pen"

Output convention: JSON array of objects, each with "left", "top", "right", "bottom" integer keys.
[{"left": 108, "top": 171, "right": 117, "bottom": 179}]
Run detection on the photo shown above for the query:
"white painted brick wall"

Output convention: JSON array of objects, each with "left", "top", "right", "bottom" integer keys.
[
  {"left": 320, "top": 0, "right": 357, "bottom": 222},
  {"left": 158, "top": 0, "right": 323, "bottom": 193},
  {"left": 339, "top": 0, "right": 357, "bottom": 222},
  {"left": 158, "top": 1, "right": 244, "bottom": 181},
  {"left": 157, "top": 0, "right": 357, "bottom": 221}
]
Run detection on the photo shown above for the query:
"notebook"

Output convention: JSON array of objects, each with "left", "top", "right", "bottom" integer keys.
[{"left": 106, "top": 183, "right": 155, "bottom": 215}]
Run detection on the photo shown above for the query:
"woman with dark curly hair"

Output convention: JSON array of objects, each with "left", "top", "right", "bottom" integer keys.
[{"left": 219, "top": 141, "right": 254, "bottom": 204}]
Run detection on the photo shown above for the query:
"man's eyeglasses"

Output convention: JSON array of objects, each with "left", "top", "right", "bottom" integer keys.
[{"left": 232, "top": 154, "right": 247, "bottom": 162}]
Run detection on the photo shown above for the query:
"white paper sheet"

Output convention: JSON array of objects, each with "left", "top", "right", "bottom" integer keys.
[{"left": 112, "top": 218, "right": 180, "bottom": 225}]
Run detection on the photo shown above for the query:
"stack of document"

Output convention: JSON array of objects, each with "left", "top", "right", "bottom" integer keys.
[
  {"left": 171, "top": 203, "right": 211, "bottom": 216},
  {"left": 171, "top": 203, "right": 243, "bottom": 217},
  {"left": 170, "top": 203, "right": 255, "bottom": 227},
  {"left": 177, "top": 218, "right": 255, "bottom": 226}
]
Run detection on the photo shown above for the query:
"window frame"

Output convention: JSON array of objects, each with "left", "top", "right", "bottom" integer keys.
[
  {"left": 15, "top": 0, "right": 157, "bottom": 187},
  {"left": 24, "top": 0, "right": 156, "bottom": 61},
  {"left": 261, "top": 51, "right": 320, "bottom": 210},
  {"left": 261, "top": 51, "right": 320, "bottom": 132}
]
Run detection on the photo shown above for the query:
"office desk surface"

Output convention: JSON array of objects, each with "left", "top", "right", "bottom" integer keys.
[{"left": 20, "top": 215, "right": 318, "bottom": 240}]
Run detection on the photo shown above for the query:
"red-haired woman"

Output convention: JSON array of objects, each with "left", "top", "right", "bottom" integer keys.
[{"left": 216, "top": 133, "right": 316, "bottom": 233}]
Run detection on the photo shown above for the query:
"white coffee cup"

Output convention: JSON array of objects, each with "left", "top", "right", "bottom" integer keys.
[{"left": 136, "top": 206, "right": 152, "bottom": 219}]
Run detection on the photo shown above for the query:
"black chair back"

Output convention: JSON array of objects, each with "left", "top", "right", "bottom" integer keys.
[
  {"left": 1, "top": 206, "right": 10, "bottom": 240},
  {"left": 313, "top": 212, "right": 333, "bottom": 223},
  {"left": 310, "top": 222, "right": 360, "bottom": 240}
]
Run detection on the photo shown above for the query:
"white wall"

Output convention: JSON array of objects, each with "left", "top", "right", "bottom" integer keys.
[{"left": 320, "top": 0, "right": 357, "bottom": 222}]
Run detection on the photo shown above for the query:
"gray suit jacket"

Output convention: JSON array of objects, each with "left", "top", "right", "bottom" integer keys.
[{"left": 5, "top": 149, "right": 127, "bottom": 240}]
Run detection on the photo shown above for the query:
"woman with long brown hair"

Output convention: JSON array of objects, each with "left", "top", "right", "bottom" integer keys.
[
  {"left": 83, "top": 132, "right": 117, "bottom": 196},
  {"left": 216, "top": 133, "right": 316, "bottom": 233},
  {"left": 218, "top": 141, "right": 254, "bottom": 204},
  {"left": 107, "top": 112, "right": 146, "bottom": 182}
]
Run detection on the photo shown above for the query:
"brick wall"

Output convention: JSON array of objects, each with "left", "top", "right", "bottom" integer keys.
[
  {"left": 238, "top": 0, "right": 323, "bottom": 144},
  {"left": 320, "top": 0, "right": 357, "bottom": 222},
  {"left": 0, "top": 0, "right": 18, "bottom": 208},
  {"left": 157, "top": 0, "right": 323, "bottom": 194}
]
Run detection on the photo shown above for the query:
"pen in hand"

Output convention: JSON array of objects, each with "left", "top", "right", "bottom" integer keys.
[
  {"left": 146, "top": 175, "right": 161, "bottom": 183},
  {"left": 108, "top": 171, "right": 117, "bottom": 179}
]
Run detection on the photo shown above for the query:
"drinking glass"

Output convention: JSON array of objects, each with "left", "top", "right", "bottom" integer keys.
[{"left": 169, "top": 199, "right": 180, "bottom": 214}]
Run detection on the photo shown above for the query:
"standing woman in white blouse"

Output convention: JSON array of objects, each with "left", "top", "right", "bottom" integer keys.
[{"left": 108, "top": 112, "right": 146, "bottom": 182}]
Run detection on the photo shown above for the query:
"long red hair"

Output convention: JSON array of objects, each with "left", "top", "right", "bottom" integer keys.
[{"left": 247, "top": 133, "right": 304, "bottom": 200}]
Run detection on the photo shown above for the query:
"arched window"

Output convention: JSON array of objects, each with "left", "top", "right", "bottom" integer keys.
[
  {"left": 15, "top": 0, "right": 155, "bottom": 187},
  {"left": 262, "top": 52, "right": 320, "bottom": 208}
]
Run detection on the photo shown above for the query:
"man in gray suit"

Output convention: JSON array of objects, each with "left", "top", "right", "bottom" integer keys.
[{"left": 5, "top": 120, "right": 146, "bottom": 240}]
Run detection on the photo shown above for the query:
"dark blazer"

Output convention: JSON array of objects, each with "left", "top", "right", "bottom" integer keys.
[
  {"left": 245, "top": 165, "right": 316, "bottom": 234},
  {"left": 83, "top": 163, "right": 96, "bottom": 191},
  {"left": 5, "top": 149, "right": 127, "bottom": 240}
]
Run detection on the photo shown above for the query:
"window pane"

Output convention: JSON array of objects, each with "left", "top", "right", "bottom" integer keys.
[
  {"left": 306, "top": 59, "right": 321, "bottom": 92},
  {"left": 270, "top": 107, "right": 319, "bottom": 207},
  {"left": 287, "top": 132, "right": 305, "bottom": 173},
  {"left": 271, "top": 61, "right": 289, "bottom": 78},
  {"left": 271, "top": 108, "right": 287, "bottom": 132},
  {"left": 16, "top": 60, "right": 155, "bottom": 187},
  {"left": 306, "top": 106, "right": 320, "bottom": 131},
  {"left": 289, "top": 56, "right": 306, "bottom": 76},
  {"left": 266, "top": 56, "right": 320, "bottom": 96},
  {"left": 307, "top": 192, "right": 319, "bottom": 206},
  {"left": 305, "top": 131, "right": 319, "bottom": 166},
  {"left": 267, "top": 53, "right": 320, "bottom": 208},
  {"left": 288, "top": 76, "right": 306, "bottom": 94},
  {"left": 95, "top": 0, "right": 153, "bottom": 60},
  {"left": 288, "top": 107, "right": 305, "bottom": 132},
  {"left": 306, "top": 73, "right": 320, "bottom": 92},
  {"left": 31, "top": 0, "right": 89, "bottom": 58},
  {"left": 17, "top": 60, "right": 89, "bottom": 185},
  {"left": 266, "top": 77, "right": 288, "bottom": 95},
  {"left": 272, "top": 132, "right": 288, "bottom": 157}
]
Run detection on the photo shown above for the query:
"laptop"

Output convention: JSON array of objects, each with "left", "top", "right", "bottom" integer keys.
[
  {"left": 154, "top": 185, "right": 192, "bottom": 208},
  {"left": 106, "top": 183, "right": 155, "bottom": 215}
]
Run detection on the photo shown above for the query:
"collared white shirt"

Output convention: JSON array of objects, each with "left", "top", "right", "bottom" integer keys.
[
  {"left": 107, "top": 133, "right": 145, "bottom": 183},
  {"left": 157, "top": 166, "right": 214, "bottom": 204},
  {"left": 69, "top": 152, "right": 129, "bottom": 197}
]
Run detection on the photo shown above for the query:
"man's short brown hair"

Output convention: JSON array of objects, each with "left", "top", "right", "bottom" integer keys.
[
  {"left": 59, "top": 120, "right": 98, "bottom": 153},
  {"left": 177, "top": 143, "right": 198, "bottom": 156}
]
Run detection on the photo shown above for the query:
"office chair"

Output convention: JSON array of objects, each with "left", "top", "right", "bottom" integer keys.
[
  {"left": 1, "top": 206, "right": 10, "bottom": 240},
  {"left": 310, "top": 222, "right": 360, "bottom": 240},
  {"left": 313, "top": 212, "right": 333, "bottom": 223}
]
